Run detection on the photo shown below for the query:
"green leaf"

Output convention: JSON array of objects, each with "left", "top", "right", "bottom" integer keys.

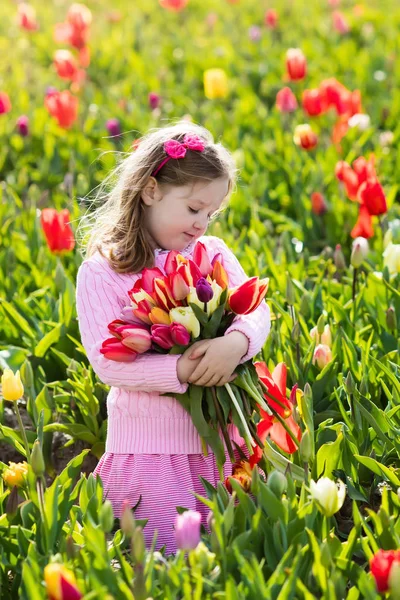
[
  {"left": 354, "top": 455, "right": 400, "bottom": 487},
  {"left": 34, "top": 323, "right": 62, "bottom": 357}
]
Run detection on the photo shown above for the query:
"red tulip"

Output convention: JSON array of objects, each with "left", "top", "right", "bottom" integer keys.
[
  {"left": 100, "top": 338, "right": 137, "bottom": 362},
  {"left": 151, "top": 324, "right": 174, "bottom": 350},
  {"left": 159, "top": 0, "right": 188, "bottom": 11},
  {"left": 352, "top": 155, "right": 376, "bottom": 185},
  {"left": 351, "top": 205, "right": 374, "bottom": 239},
  {"left": 311, "top": 192, "right": 328, "bottom": 215},
  {"left": 108, "top": 321, "right": 152, "bottom": 353},
  {"left": 193, "top": 242, "right": 213, "bottom": 277},
  {"left": 45, "top": 90, "right": 78, "bottom": 129},
  {"left": 264, "top": 9, "right": 278, "bottom": 29},
  {"left": 370, "top": 549, "right": 400, "bottom": 593},
  {"left": 164, "top": 250, "right": 180, "bottom": 274},
  {"left": 358, "top": 179, "right": 387, "bottom": 216},
  {"left": 319, "top": 78, "right": 348, "bottom": 114},
  {"left": 228, "top": 276, "right": 269, "bottom": 315},
  {"left": 40, "top": 208, "right": 75, "bottom": 253},
  {"left": 286, "top": 48, "right": 307, "bottom": 81},
  {"left": 293, "top": 124, "right": 318, "bottom": 150},
  {"left": 140, "top": 267, "right": 165, "bottom": 293},
  {"left": 53, "top": 50, "right": 81, "bottom": 82},
  {"left": 335, "top": 160, "right": 360, "bottom": 201},
  {"left": 54, "top": 4, "right": 92, "bottom": 50},
  {"left": 250, "top": 362, "right": 301, "bottom": 466},
  {"left": 302, "top": 89, "right": 324, "bottom": 116},
  {"left": 276, "top": 87, "right": 298, "bottom": 113},
  {"left": 153, "top": 278, "right": 180, "bottom": 311},
  {"left": 18, "top": 3, "right": 38, "bottom": 31},
  {"left": 0, "top": 92, "right": 11, "bottom": 115}
]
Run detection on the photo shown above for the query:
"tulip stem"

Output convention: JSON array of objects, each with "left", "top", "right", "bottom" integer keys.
[
  {"left": 352, "top": 267, "right": 358, "bottom": 303},
  {"left": 224, "top": 383, "right": 254, "bottom": 451},
  {"left": 211, "top": 386, "right": 235, "bottom": 463},
  {"left": 14, "top": 401, "right": 30, "bottom": 464}
]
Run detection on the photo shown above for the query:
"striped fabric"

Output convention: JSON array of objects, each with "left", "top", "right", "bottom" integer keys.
[{"left": 95, "top": 445, "right": 247, "bottom": 554}]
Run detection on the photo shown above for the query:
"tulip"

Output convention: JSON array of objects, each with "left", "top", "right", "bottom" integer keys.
[
  {"left": 228, "top": 276, "right": 269, "bottom": 315},
  {"left": 351, "top": 205, "right": 374, "bottom": 239},
  {"left": 351, "top": 237, "right": 369, "bottom": 268},
  {"left": 18, "top": 3, "right": 38, "bottom": 31},
  {"left": 311, "top": 192, "right": 327, "bottom": 215},
  {"left": 159, "top": 0, "right": 188, "bottom": 11},
  {"left": 302, "top": 89, "right": 324, "bottom": 116},
  {"left": 386, "top": 307, "right": 396, "bottom": 331},
  {"left": 1, "top": 369, "right": 24, "bottom": 401},
  {"left": 370, "top": 550, "right": 400, "bottom": 594},
  {"left": 312, "top": 344, "right": 333, "bottom": 369},
  {"left": 249, "top": 362, "right": 302, "bottom": 466},
  {"left": 195, "top": 277, "right": 213, "bottom": 303},
  {"left": 225, "top": 460, "right": 253, "bottom": 493},
  {"left": 348, "top": 113, "right": 370, "bottom": 131},
  {"left": 0, "top": 92, "right": 11, "bottom": 115},
  {"left": 153, "top": 278, "right": 180, "bottom": 311},
  {"left": 149, "top": 307, "right": 171, "bottom": 325},
  {"left": 193, "top": 242, "right": 213, "bottom": 277},
  {"left": 169, "top": 271, "right": 190, "bottom": 301},
  {"left": 16, "top": 115, "right": 29, "bottom": 136},
  {"left": 100, "top": 338, "right": 138, "bottom": 362},
  {"left": 286, "top": 48, "right": 307, "bottom": 81},
  {"left": 293, "top": 124, "right": 318, "bottom": 151},
  {"left": 45, "top": 90, "right": 78, "bottom": 129},
  {"left": 55, "top": 4, "right": 91, "bottom": 50},
  {"left": 170, "top": 322, "right": 191, "bottom": 346},
  {"left": 148, "top": 92, "right": 161, "bottom": 109},
  {"left": 44, "top": 563, "right": 82, "bottom": 600},
  {"left": 53, "top": 50, "right": 79, "bottom": 81},
  {"left": 203, "top": 68, "right": 229, "bottom": 100},
  {"left": 31, "top": 440, "right": 45, "bottom": 477},
  {"left": 40, "top": 208, "right": 75, "bottom": 253},
  {"left": 132, "top": 299, "right": 155, "bottom": 325},
  {"left": 358, "top": 179, "right": 387, "bottom": 216},
  {"left": 309, "top": 477, "right": 346, "bottom": 517},
  {"left": 383, "top": 243, "right": 400, "bottom": 276},
  {"left": 248, "top": 26, "right": 261, "bottom": 42},
  {"left": 333, "top": 244, "right": 346, "bottom": 270},
  {"left": 276, "top": 87, "right": 298, "bottom": 113},
  {"left": 333, "top": 11, "right": 350, "bottom": 34},
  {"left": 151, "top": 324, "right": 174, "bottom": 350},
  {"left": 111, "top": 324, "right": 152, "bottom": 353},
  {"left": 106, "top": 118, "right": 121, "bottom": 137},
  {"left": 310, "top": 324, "right": 332, "bottom": 347},
  {"left": 211, "top": 260, "right": 229, "bottom": 289},
  {"left": 120, "top": 499, "right": 136, "bottom": 536},
  {"left": 264, "top": 9, "right": 278, "bottom": 29},
  {"left": 2, "top": 461, "right": 28, "bottom": 487},
  {"left": 169, "top": 306, "right": 200, "bottom": 339},
  {"left": 175, "top": 510, "right": 201, "bottom": 551}
]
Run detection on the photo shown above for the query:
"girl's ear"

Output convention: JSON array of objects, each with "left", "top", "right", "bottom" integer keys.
[{"left": 141, "top": 177, "right": 160, "bottom": 206}]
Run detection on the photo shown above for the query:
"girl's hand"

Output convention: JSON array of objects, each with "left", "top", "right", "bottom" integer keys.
[
  {"left": 187, "top": 332, "right": 249, "bottom": 387},
  {"left": 177, "top": 351, "right": 203, "bottom": 384}
]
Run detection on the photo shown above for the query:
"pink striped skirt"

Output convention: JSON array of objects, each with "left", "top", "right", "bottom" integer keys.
[{"left": 94, "top": 447, "right": 246, "bottom": 555}]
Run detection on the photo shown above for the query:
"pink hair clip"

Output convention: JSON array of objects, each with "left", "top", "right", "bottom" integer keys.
[{"left": 151, "top": 134, "right": 206, "bottom": 177}]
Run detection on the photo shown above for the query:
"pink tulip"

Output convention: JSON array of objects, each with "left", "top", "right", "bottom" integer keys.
[
  {"left": 333, "top": 11, "right": 350, "bottom": 34},
  {"left": 175, "top": 510, "right": 201, "bottom": 551},
  {"left": 164, "top": 250, "right": 180, "bottom": 275},
  {"left": 0, "top": 92, "right": 12, "bottom": 115},
  {"left": 193, "top": 242, "right": 213, "bottom": 277},
  {"left": 151, "top": 324, "right": 174, "bottom": 350},
  {"left": 313, "top": 344, "right": 333, "bottom": 369},
  {"left": 169, "top": 271, "right": 190, "bottom": 301},
  {"left": 100, "top": 338, "right": 138, "bottom": 362},
  {"left": 170, "top": 322, "right": 190, "bottom": 346},
  {"left": 264, "top": 8, "right": 278, "bottom": 29},
  {"left": 276, "top": 87, "right": 298, "bottom": 113},
  {"left": 148, "top": 92, "right": 160, "bottom": 109},
  {"left": 16, "top": 115, "right": 29, "bottom": 136},
  {"left": 108, "top": 322, "right": 152, "bottom": 353}
]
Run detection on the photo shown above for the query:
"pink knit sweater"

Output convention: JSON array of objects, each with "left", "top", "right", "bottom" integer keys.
[{"left": 76, "top": 235, "right": 271, "bottom": 455}]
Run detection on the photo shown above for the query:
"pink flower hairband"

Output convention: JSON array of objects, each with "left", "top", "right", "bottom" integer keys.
[{"left": 151, "top": 134, "right": 206, "bottom": 177}]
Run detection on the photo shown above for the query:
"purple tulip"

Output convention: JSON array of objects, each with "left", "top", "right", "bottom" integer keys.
[
  {"left": 16, "top": 115, "right": 29, "bottom": 137},
  {"left": 175, "top": 510, "right": 202, "bottom": 551},
  {"left": 148, "top": 92, "right": 160, "bottom": 110},
  {"left": 151, "top": 324, "right": 174, "bottom": 350},
  {"left": 196, "top": 277, "right": 213, "bottom": 303},
  {"left": 106, "top": 118, "right": 121, "bottom": 137},
  {"left": 170, "top": 322, "right": 190, "bottom": 346},
  {"left": 248, "top": 26, "right": 261, "bottom": 42}
]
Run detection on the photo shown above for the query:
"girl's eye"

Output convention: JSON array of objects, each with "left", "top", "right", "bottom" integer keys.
[{"left": 188, "top": 207, "right": 199, "bottom": 214}]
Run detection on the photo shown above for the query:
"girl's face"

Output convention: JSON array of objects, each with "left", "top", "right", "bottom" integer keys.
[{"left": 142, "top": 176, "right": 230, "bottom": 251}]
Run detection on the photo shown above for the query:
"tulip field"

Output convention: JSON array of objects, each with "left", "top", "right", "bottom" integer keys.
[{"left": 1, "top": 0, "right": 400, "bottom": 597}]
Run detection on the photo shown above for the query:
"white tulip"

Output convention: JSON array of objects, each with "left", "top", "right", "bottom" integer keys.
[{"left": 310, "top": 477, "right": 346, "bottom": 517}]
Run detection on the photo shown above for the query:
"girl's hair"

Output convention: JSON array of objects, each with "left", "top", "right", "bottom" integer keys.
[{"left": 79, "top": 122, "right": 238, "bottom": 274}]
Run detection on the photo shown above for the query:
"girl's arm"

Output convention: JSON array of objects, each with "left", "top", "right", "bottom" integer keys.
[
  {"left": 211, "top": 237, "right": 271, "bottom": 363},
  {"left": 76, "top": 261, "right": 188, "bottom": 394}
]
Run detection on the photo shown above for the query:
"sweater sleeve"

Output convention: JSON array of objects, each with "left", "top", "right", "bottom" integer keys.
[
  {"left": 211, "top": 237, "right": 271, "bottom": 363},
  {"left": 76, "top": 261, "right": 188, "bottom": 394}
]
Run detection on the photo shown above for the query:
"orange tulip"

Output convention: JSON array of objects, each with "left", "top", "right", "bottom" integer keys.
[
  {"left": 311, "top": 192, "right": 327, "bottom": 215},
  {"left": 228, "top": 276, "right": 269, "bottom": 315},
  {"left": 40, "top": 209, "right": 75, "bottom": 254},
  {"left": 45, "top": 90, "right": 78, "bottom": 129},
  {"left": 351, "top": 205, "right": 374, "bottom": 239},
  {"left": 149, "top": 307, "right": 171, "bottom": 325},
  {"left": 212, "top": 260, "right": 229, "bottom": 289}
]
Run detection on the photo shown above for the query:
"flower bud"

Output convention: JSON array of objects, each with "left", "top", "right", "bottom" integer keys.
[
  {"left": 312, "top": 344, "right": 333, "bottom": 369},
  {"left": 300, "top": 292, "right": 312, "bottom": 319},
  {"left": 299, "top": 429, "right": 314, "bottom": 463},
  {"left": 1, "top": 369, "right": 24, "bottom": 401},
  {"left": 310, "top": 323, "right": 332, "bottom": 347},
  {"left": 106, "top": 118, "right": 121, "bottom": 137},
  {"left": 309, "top": 478, "right": 346, "bottom": 517},
  {"left": 386, "top": 307, "right": 396, "bottom": 331},
  {"left": 351, "top": 237, "right": 369, "bottom": 268},
  {"left": 188, "top": 541, "right": 216, "bottom": 571},
  {"left": 345, "top": 371, "right": 356, "bottom": 395},
  {"left": 334, "top": 244, "right": 346, "bottom": 270},
  {"left": 148, "top": 92, "right": 160, "bottom": 110},
  {"left": 16, "top": 115, "right": 29, "bottom": 137},
  {"left": 100, "top": 500, "right": 114, "bottom": 533},
  {"left": 120, "top": 500, "right": 136, "bottom": 537},
  {"left": 131, "top": 526, "right": 145, "bottom": 563},
  {"left": 359, "top": 376, "right": 369, "bottom": 396},
  {"left": 316, "top": 314, "right": 325, "bottom": 336},
  {"left": 291, "top": 320, "right": 300, "bottom": 342},
  {"left": 285, "top": 273, "right": 295, "bottom": 305},
  {"left": 267, "top": 470, "right": 287, "bottom": 497},
  {"left": 20, "top": 359, "right": 34, "bottom": 389},
  {"left": 31, "top": 440, "right": 45, "bottom": 477},
  {"left": 6, "top": 486, "right": 19, "bottom": 520}
]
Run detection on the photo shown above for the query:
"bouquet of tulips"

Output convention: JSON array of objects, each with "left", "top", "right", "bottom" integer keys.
[{"left": 100, "top": 241, "right": 271, "bottom": 473}]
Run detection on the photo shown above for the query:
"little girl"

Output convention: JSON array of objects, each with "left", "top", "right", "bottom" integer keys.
[{"left": 76, "top": 122, "right": 270, "bottom": 553}]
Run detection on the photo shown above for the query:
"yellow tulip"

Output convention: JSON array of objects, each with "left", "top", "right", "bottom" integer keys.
[
  {"left": 44, "top": 563, "right": 82, "bottom": 600},
  {"left": 1, "top": 369, "right": 24, "bottom": 401},
  {"left": 203, "top": 68, "right": 229, "bottom": 100},
  {"left": 2, "top": 461, "right": 28, "bottom": 487}
]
